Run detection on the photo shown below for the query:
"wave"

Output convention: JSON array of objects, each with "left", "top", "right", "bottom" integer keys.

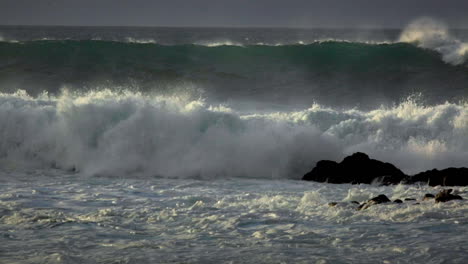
[
  {"left": 399, "top": 18, "right": 468, "bottom": 65},
  {"left": 1, "top": 37, "right": 467, "bottom": 109},
  {"left": 0, "top": 39, "right": 465, "bottom": 75},
  {"left": 0, "top": 90, "right": 466, "bottom": 178},
  {"left": 0, "top": 32, "right": 468, "bottom": 65}
]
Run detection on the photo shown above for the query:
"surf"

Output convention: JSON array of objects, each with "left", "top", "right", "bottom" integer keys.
[{"left": 0, "top": 89, "right": 466, "bottom": 179}]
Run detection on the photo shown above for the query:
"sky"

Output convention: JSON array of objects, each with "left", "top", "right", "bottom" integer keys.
[{"left": 1, "top": 0, "right": 468, "bottom": 28}]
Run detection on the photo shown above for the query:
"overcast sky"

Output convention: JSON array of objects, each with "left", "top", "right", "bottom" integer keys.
[{"left": 1, "top": 0, "right": 467, "bottom": 28}]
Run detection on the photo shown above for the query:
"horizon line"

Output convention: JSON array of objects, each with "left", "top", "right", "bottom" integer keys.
[{"left": 0, "top": 23, "right": 408, "bottom": 30}]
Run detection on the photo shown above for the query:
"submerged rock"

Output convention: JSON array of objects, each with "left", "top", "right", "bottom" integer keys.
[
  {"left": 434, "top": 189, "right": 463, "bottom": 203},
  {"left": 393, "top": 199, "right": 403, "bottom": 203},
  {"left": 358, "top": 194, "right": 391, "bottom": 210},
  {"left": 408, "top": 168, "right": 468, "bottom": 186},
  {"left": 302, "top": 152, "right": 407, "bottom": 185}
]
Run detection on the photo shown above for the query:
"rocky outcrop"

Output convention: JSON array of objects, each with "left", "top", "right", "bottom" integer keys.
[
  {"left": 407, "top": 168, "right": 468, "bottom": 186},
  {"left": 357, "top": 194, "right": 391, "bottom": 210},
  {"left": 303, "top": 152, "right": 468, "bottom": 186},
  {"left": 434, "top": 189, "right": 463, "bottom": 203},
  {"left": 302, "top": 152, "right": 407, "bottom": 185}
]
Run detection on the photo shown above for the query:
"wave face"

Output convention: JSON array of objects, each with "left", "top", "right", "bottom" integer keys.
[
  {"left": 0, "top": 39, "right": 467, "bottom": 109},
  {"left": 0, "top": 90, "right": 467, "bottom": 178}
]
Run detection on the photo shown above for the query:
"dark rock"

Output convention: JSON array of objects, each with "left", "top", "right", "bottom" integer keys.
[
  {"left": 393, "top": 199, "right": 403, "bottom": 203},
  {"left": 304, "top": 160, "right": 340, "bottom": 183},
  {"left": 371, "top": 194, "right": 391, "bottom": 203},
  {"left": 423, "top": 194, "right": 435, "bottom": 201},
  {"left": 303, "top": 152, "right": 408, "bottom": 185},
  {"left": 408, "top": 168, "right": 468, "bottom": 186},
  {"left": 350, "top": 201, "right": 360, "bottom": 205},
  {"left": 434, "top": 189, "right": 463, "bottom": 203},
  {"left": 358, "top": 194, "right": 391, "bottom": 210},
  {"left": 328, "top": 202, "right": 338, "bottom": 207},
  {"left": 302, "top": 152, "right": 468, "bottom": 186},
  {"left": 404, "top": 198, "right": 416, "bottom": 201}
]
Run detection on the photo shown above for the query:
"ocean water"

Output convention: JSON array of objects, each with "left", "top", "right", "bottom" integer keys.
[
  {"left": 1, "top": 18, "right": 468, "bottom": 263},
  {"left": 1, "top": 174, "right": 467, "bottom": 263}
]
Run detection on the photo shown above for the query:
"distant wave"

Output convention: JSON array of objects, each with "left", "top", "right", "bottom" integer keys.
[
  {"left": 0, "top": 90, "right": 466, "bottom": 178},
  {"left": 1, "top": 39, "right": 464, "bottom": 72},
  {"left": 0, "top": 28, "right": 466, "bottom": 66},
  {"left": 1, "top": 35, "right": 467, "bottom": 111},
  {"left": 0, "top": 37, "right": 466, "bottom": 66},
  {"left": 1, "top": 18, "right": 467, "bottom": 67}
]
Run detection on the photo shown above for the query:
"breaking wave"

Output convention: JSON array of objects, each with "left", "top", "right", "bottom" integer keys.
[
  {"left": 399, "top": 17, "right": 468, "bottom": 65},
  {"left": 0, "top": 90, "right": 466, "bottom": 179}
]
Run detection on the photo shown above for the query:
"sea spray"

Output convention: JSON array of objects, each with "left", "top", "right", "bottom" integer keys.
[{"left": 399, "top": 17, "right": 468, "bottom": 65}]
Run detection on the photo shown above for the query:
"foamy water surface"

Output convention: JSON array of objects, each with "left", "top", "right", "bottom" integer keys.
[{"left": 0, "top": 172, "right": 467, "bottom": 263}]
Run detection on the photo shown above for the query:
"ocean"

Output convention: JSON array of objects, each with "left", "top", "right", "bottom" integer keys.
[{"left": 1, "top": 20, "right": 468, "bottom": 263}]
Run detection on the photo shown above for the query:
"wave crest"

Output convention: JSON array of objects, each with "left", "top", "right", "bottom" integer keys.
[{"left": 399, "top": 17, "right": 468, "bottom": 65}]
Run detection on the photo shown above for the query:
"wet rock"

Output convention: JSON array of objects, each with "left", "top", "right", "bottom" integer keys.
[
  {"left": 408, "top": 168, "right": 468, "bottom": 186},
  {"left": 434, "top": 189, "right": 463, "bottom": 203},
  {"left": 404, "top": 198, "right": 416, "bottom": 201},
  {"left": 328, "top": 202, "right": 338, "bottom": 207},
  {"left": 303, "top": 152, "right": 408, "bottom": 185},
  {"left": 371, "top": 194, "right": 391, "bottom": 203},
  {"left": 350, "top": 201, "right": 360, "bottom": 205},
  {"left": 423, "top": 194, "right": 435, "bottom": 201},
  {"left": 302, "top": 152, "right": 468, "bottom": 186},
  {"left": 393, "top": 199, "right": 403, "bottom": 203},
  {"left": 358, "top": 194, "right": 391, "bottom": 210},
  {"left": 303, "top": 160, "right": 340, "bottom": 183}
]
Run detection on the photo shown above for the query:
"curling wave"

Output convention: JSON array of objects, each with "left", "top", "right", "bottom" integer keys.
[{"left": 399, "top": 17, "right": 468, "bottom": 65}]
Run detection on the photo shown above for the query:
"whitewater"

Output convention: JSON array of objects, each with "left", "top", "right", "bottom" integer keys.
[
  {"left": 1, "top": 18, "right": 468, "bottom": 263},
  {"left": 1, "top": 89, "right": 467, "bottom": 178}
]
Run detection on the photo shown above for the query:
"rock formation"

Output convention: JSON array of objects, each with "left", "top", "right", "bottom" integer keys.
[
  {"left": 302, "top": 152, "right": 407, "bottom": 184},
  {"left": 303, "top": 152, "right": 468, "bottom": 186}
]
